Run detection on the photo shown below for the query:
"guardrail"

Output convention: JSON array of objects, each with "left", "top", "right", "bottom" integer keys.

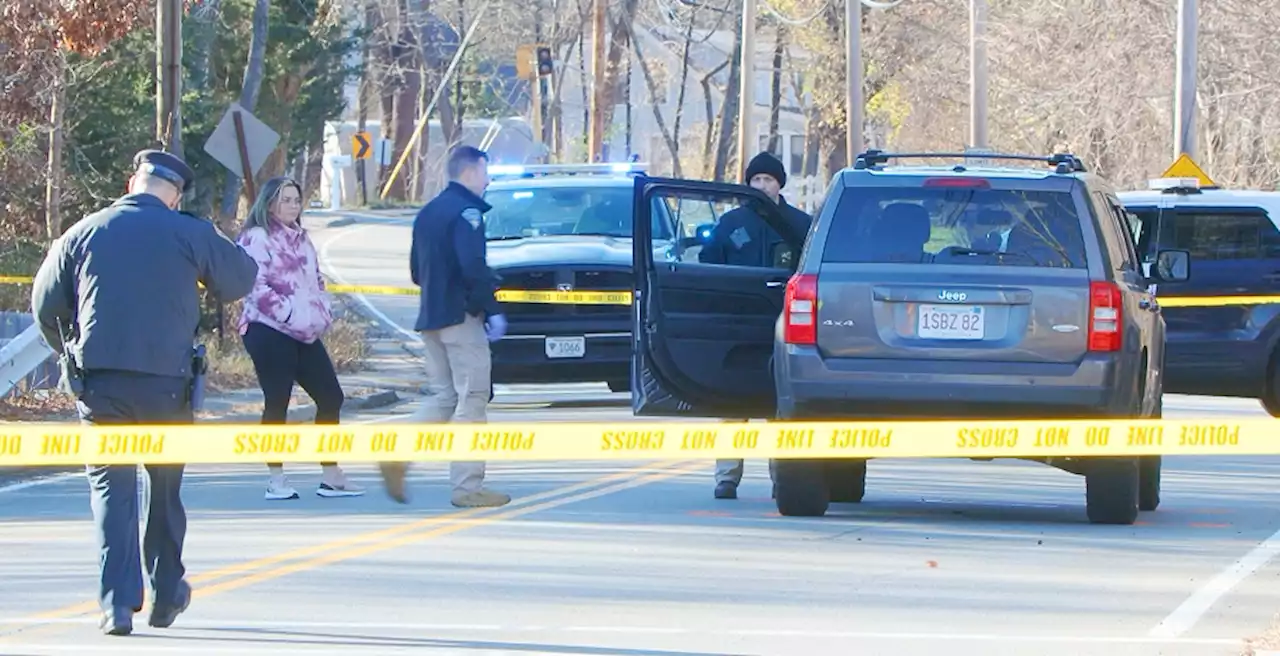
[{"left": 0, "top": 323, "right": 55, "bottom": 399}]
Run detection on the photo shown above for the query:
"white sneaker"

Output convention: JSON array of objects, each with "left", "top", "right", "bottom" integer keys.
[
  {"left": 317, "top": 468, "right": 366, "bottom": 498},
  {"left": 265, "top": 476, "right": 299, "bottom": 500}
]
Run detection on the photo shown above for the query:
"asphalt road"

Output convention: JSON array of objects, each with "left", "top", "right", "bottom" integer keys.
[{"left": 0, "top": 212, "right": 1277, "bottom": 655}]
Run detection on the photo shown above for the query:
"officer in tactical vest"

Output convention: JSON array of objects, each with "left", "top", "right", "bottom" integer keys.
[{"left": 31, "top": 149, "right": 259, "bottom": 636}]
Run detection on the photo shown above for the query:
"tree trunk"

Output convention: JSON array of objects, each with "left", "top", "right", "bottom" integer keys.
[
  {"left": 188, "top": 0, "right": 223, "bottom": 92},
  {"left": 259, "top": 71, "right": 310, "bottom": 181},
  {"left": 376, "top": 0, "right": 398, "bottom": 185},
  {"left": 767, "top": 23, "right": 784, "bottom": 153},
  {"left": 356, "top": 0, "right": 375, "bottom": 206},
  {"left": 217, "top": 0, "right": 269, "bottom": 228},
  {"left": 625, "top": 21, "right": 680, "bottom": 176},
  {"left": 671, "top": 7, "right": 698, "bottom": 166},
  {"left": 386, "top": 7, "right": 422, "bottom": 201},
  {"left": 593, "top": 0, "right": 640, "bottom": 147},
  {"left": 713, "top": 16, "right": 742, "bottom": 182},
  {"left": 45, "top": 59, "right": 66, "bottom": 240},
  {"left": 699, "top": 59, "right": 728, "bottom": 178}
]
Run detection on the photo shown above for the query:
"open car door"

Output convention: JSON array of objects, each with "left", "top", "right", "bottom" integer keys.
[{"left": 631, "top": 176, "right": 809, "bottom": 419}]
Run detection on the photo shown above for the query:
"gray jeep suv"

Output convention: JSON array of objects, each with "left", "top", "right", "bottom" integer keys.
[{"left": 628, "top": 151, "right": 1192, "bottom": 526}]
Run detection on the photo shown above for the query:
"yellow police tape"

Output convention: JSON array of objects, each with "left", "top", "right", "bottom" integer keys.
[
  {"left": 0, "top": 276, "right": 630, "bottom": 306},
  {"left": 0, "top": 274, "right": 1268, "bottom": 308},
  {"left": 324, "top": 285, "right": 632, "bottom": 305},
  {"left": 0, "top": 418, "right": 1274, "bottom": 466}
]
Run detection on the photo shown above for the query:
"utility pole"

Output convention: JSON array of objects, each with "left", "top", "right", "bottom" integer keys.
[
  {"left": 845, "top": 0, "right": 863, "bottom": 163},
  {"left": 156, "top": 0, "right": 183, "bottom": 157},
  {"left": 1173, "top": 0, "right": 1197, "bottom": 159},
  {"left": 587, "top": 0, "right": 607, "bottom": 162},
  {"left": 969, "top": 0, "right": 988, "bottom": 150},
  {"left": 533, "top": 0, "right": 546, "bottom": 151},
  {"left": 356, "top": 1, "right": 373, "bottom": 206},
  {"left": 735, "top": 0, "right": 756, "bottom": 181}
]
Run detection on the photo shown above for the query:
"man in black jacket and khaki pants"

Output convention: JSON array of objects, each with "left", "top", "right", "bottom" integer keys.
[{"left": 698, "top": 151, "right": 813, "bottom": 500}]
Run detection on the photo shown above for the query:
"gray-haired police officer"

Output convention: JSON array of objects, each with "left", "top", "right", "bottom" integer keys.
[{"left": 31, "top": 149, "right": 259, "bottom": 636}]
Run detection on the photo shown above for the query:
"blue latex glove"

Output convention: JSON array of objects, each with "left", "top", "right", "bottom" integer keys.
[{"left": 484, "top": 313, "right": 508, "bottom": 342}]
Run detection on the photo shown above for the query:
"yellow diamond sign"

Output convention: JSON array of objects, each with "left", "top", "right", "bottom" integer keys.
[{"left": 1161, "top": 153, "right": 1217, "bottom": 188}]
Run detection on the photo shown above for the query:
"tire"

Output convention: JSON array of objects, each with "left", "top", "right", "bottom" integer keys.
[
  {"left": 607, "top": 379, "right": 630, "bottom": 393},
  {"left": 1138, "top": 456, "right": 1161, "bottom": 512},
  {"left": 1139, "top": 393, "right": 1162, "bottom": 512},
  {"left": 774, "top": 459, "right": 830, "bottom": 517},
  {"left": 826, "top": 459, "right": 867, "bottom": 503},
  {"left": 1085, "top": 458, "right": 1140, "bottom": 525},
  {"left": 1261, "top": 350, "right": 1280, "bottom": 417}
]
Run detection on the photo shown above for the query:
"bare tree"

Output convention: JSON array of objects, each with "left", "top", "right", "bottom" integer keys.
[{"left": 218, "top": 0, "right": 269, "bottom": 227}]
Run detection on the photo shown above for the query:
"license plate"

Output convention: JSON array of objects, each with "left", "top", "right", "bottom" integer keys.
[
  {"left": 545, "top": 336, "right": 586, "bottom": 359},
  {"left": 917, "top": 304, "right": 985, "bottom": 340}
]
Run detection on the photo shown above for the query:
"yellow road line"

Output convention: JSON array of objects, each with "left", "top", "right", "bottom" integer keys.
[
  {"left": 195, "top": 461, "right": 697, "bottom": 599},
  {"left": 1, "top": 461, "right": 692, "bottom": 638}
]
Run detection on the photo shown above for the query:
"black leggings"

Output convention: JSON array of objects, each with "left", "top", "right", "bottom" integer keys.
[{"left": 242, "top": 322, "right": 345, "bottom": 468}]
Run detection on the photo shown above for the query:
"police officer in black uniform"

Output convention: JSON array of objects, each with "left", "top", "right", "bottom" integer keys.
[
  {"left": 699, "top": 151, "right": 813, "bottom": 500},
  {"left": 699, "top": 152, "right": 812, "bottom": 268},
  {"left": 31, "top": 149, "right": 259, "bottom": 636}
]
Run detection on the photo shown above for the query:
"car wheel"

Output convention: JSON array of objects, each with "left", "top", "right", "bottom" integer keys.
[
  {"left": 607, "top": 379, "right": 630, "bottom": 393},
  {"left": 774, "top": 459, "right": 830, "bottom": 517},
  {"left": 1262, "top": 350, "right": 1280, "bottom": 417},
  {"left": 827, "top": 459, "right": 866, "bottom": 503},
  {"left": 1085, "top": 458, "right": 1140, "bottom": 525},
  {"left": 1138, "top": 456, "right": 1161, "bottom": 512},
  {"left": 1139, "top": 393, "right": 1162, "bottom": 512}
]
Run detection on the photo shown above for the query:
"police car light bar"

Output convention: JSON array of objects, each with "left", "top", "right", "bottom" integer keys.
[
  {"left": 1147, "top": 177, "right": 1202, "bottom": 192},
  {"left": 488, "top": 162, "right": 649, "bottom": 178}
]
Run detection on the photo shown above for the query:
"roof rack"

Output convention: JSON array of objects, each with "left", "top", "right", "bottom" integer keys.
[
  {"left": 852, "top": 149, "right": 1087, "bottom": 174},
  {"left": 488, "top": 162, "right": 649, "bottom": 179}
]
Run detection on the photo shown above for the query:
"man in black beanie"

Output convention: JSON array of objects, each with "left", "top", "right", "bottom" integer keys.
[{"left": 698, "top": 151, "right": 813, "bottom": 499}]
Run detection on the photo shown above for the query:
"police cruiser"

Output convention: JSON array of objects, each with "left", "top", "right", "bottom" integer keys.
[
  {"left": 482, "top": 162, "right": 679, "bottom": 392},
  {"left": 1118, "top": 171, "right": 1280, "bottom": 415}
]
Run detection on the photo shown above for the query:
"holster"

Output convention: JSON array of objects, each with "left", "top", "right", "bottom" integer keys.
[
  {"left": 57, "top": 350, "right": 84, "bottom": 397},
  {"left": 189, "top": 344, "right": 208, "bottom": 412}
]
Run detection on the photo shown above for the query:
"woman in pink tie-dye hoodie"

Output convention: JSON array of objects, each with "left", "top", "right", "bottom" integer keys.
[{"left": 237, "top": 176, "right": 364, "bottom": 501}]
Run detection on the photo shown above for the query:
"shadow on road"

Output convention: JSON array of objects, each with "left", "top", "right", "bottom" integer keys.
[{"left": 164, "top": 627, "right": 745, "bottom": 656}]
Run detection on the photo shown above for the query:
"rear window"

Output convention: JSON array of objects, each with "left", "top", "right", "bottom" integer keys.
[
  {"left": 483, "top": 185, "right": 673, "bottom": 241},
  {"left": 820, "top": 184, "right": 1088, "bottom": 268}
]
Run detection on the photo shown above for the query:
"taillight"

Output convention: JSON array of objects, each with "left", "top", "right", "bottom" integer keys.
[
  {"left": 784, "top": 274, "right": 818, "bottom": 345},
  {"left": 1087, "top": 281, "right": 1122, "bottom": 352}
]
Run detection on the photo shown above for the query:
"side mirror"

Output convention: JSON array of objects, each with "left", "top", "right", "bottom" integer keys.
[
  {"left": 1153, "top": 249, "right": 1190, "bottom": 283},
  {"left": 694, "top": 223, "right": 715, "bottom": 243}
]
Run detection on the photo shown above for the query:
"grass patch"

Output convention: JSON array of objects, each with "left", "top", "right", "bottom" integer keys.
[
  {"left": 0, "top": 388, "right": 77, "bottom": 421},
  {"left": 204, "top": 299, "right": 371, "bottom": 392}
]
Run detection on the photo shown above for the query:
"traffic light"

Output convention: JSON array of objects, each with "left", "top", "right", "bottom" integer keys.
[{"left": 536, "top": 46, "right": 553, "bottom": 77}]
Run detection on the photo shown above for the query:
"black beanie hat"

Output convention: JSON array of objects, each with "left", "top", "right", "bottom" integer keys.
[{"left": 745, "top": 151, "right": 787, "bottom": 188}]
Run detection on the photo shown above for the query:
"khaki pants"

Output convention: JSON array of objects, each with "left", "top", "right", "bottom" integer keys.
[
  {"left": 715, "top": 419, "right": 776, "bottom": 485},
  {"left": 413, "top": 314, "right": 490, "bottom": 494}
]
